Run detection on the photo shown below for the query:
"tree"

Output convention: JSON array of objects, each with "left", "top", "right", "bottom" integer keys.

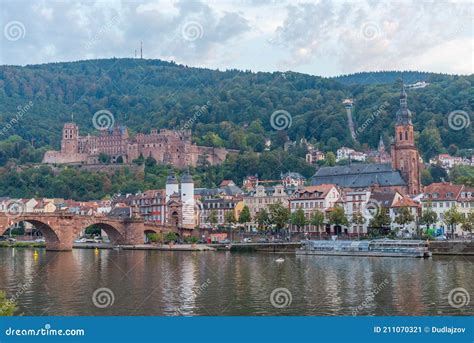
[
  {"left": 369, "top": 209, "right": 391, "bottom": 229},
  {"left": 255, "top": 209, "right": 270, "bottom": 231},
  {"left": 208, "top": 210, "right": 218, "bottom": 228},
  {"left": 310, "top": 210, "right": 325, "bottom": 231},
  {"left": 0, "top": 291, "right": 16, "bottom": 316},
  {"left": 420, "top": 207, "right": 438, "bottom": 231},
  {"left": 324, "top": 152, "right": 336, "bottom": 166},
  {"left": 225, "top": 210, "right": 236, "bottom": 225},
  {"left": 290, "top": 207, "right": 306, "bottom": 231},
  {"left": 98, "top": 153, "right": 110, "bottom": 164},
  {"left": 268, "top": 202, "right": 290, "bottom": 232},
  {"left": 164, "top": 232, "right": 178, "bottom": 243},
  {"left": 328, "top": 206, "right": 349, "bottom": 230},
  {"left": 147, "top": 232, "right": 163, "bottom": 244},
  {"left": 350, "top": 211, "right": 366, "bottom": 238},
  {"left": 450, "top": 165, "right": 474, "bottom": 187},
  {"left": 238, "top": 205, "right": 251, "bottom": 225},
  {"left": 394, "top": 206, "right": 415, "bottom": 235},
  {"left": 461, "top": 212, "right": 474, "bottom": 234},
  {"left": 145, "top": 155, "right": 157, "bottom": 168},
  {"left": 421, "top": 169, "right": 433, "bottom": 186},
  {"left": 132, "top": 153, "right": 145, "bottom": 165},
  {"left": 443, "top": 206, "right": 463, "bottom": 238}
]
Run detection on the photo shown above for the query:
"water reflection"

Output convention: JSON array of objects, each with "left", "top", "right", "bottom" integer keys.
[{"left": 0, "top": 249, "right": 472, "bottom": 316}]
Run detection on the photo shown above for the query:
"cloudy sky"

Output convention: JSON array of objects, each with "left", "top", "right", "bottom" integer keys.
[{"left": 1, "top": 0, "right": 472, "bottom": 76}]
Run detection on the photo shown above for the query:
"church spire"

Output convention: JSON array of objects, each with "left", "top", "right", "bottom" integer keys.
[
  {"left": 396, "top": 83, "right": 412, "bottom": 125},
  {"left": 378, "top": 134, "right": 385, "bottom": 152}
]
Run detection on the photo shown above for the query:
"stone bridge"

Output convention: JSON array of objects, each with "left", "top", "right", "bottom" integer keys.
[{"left": 0, "top": 212, "right": 180, "bottom": 251}]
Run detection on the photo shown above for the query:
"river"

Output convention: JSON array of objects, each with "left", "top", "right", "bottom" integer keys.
[{"left": 0, "top": 248, "right": 472, "bottom": 316}]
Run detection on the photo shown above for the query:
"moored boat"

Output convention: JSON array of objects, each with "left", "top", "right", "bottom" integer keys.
[{"left": 296, "top": 239, "right": 432, "bottom": 258}]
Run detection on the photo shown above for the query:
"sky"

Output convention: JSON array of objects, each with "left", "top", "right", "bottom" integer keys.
[{"left": 1, "top": 0, "right": 473, "bottom": 77}]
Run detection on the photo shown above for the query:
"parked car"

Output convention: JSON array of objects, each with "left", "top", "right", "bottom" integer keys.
[
  {"left": 435, "top": 235, "right": 447, "bottom": 241},
  {"left": 34, "top": 238, "right": 45, "bottom": 243},
  {"left": 0, "top": 236, "right": 7, "bottom": 241},
  {"left": 7, "top": 237, "right": 16, "bottom": 243},
  {"left": 243, "top": 238, "right": 252, "bottom": 243},
  {"left": 218, "top": 239, "right": 230, "bottom": 244},
  {"left": 257, "top": 237, "right": 269, "bottom": 243}
]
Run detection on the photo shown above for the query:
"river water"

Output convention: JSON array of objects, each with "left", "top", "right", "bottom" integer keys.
[{"left": 0, "top": 248, "right": 472, "bottom": 316}]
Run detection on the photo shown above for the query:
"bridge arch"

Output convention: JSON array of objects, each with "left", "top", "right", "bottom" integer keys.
[
  {"left": 83, "top": 222, "right": 125, "bottom": 245},
  {"left": 3, "top": 219, "right": 60, "bottom": 247}
]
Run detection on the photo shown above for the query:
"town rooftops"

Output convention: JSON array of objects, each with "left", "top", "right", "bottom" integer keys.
[
  {"left": 292, "top": 184, "right": 337, "bottom": 199},
  {"left": 369, "top": 190, "right": 401, "bottom": 207},
  {"left": 312, "top": 163, "right": 406, "bottom": 188},
  {"left": 422, "top": 182, "right": 464, "bottom": 201},
  {"left": 392, "top": 196, "right": 420, "bottom": 208}
]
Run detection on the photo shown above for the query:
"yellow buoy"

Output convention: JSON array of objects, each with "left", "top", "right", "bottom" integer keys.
[
  {"left": 33, "top": 250, "right": 38, "bottom": 260},
  {"left": 95, "top": 247, "right": 99, "bottom": 255}
]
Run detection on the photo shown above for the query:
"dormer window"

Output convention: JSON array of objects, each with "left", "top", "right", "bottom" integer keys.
[{"left": 432, "top": 193, "right": 439, "bottom": 199}]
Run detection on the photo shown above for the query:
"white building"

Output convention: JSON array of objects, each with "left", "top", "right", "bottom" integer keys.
[
  {"left": 421, "top": 183, "right": 474, "bottom": 236},
  {"left": 336, "top": 147, "right": 367, "bottom": 162}
]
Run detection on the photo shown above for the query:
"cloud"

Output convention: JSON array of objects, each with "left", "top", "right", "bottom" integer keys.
[
  {"left": 270, "top": 0, "right": 473, "bottom": 74},
  {"left": 0, "top": 0, "right": 250, "bottom": 66}
]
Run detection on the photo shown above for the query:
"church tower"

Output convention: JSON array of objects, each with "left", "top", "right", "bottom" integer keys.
[{"left": 391, "top": 85, "right": 422, "bottom": 194}]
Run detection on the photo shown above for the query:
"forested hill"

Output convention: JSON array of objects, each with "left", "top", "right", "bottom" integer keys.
[
  {"left": 332, "top": 71, "right": 448, "bottom": 85},
  {"left": 0, "top": 58, "right": 473, "bottom": 164}
]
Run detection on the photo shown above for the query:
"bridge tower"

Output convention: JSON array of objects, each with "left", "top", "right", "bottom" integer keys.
[{"left": 180, "top": 170, "right": 195, "bottom": 229}]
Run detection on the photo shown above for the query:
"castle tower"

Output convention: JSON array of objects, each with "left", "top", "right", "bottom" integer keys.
[
  {"left": 165, "top": 171, "right": 179, "bottom": 203},
  {"left": 391, "top": 85, "right": 422, "bottom": 194},
  {"left": 60, "top": 123, "right": 79, "bottom": 154},
  {"left": 180, "top": 170, "right": 195, "bottom": 229}
]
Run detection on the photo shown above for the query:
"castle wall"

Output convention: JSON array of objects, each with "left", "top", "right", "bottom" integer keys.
[{"left": 44, "top": 124, "right": 233, "bottom": 167}]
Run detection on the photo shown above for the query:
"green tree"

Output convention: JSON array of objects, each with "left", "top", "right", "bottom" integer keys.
[
  {"left": 369, "top": 209, "right": 391, "bottom": 229},
  {"left": 208, "top": 209, "right": 218, "bottom": 228},
  {"left": 98, "top": 153, "right": 110, "bottom": 164},
  {"left": 290, "top": 207, "right": 307, "bottom": 231},
  {"left": 145, "top": 155, "right": 157, "bottom": 168},
  {"left": 461, "top": 212, "right": 474, "bottom": 234},
  {"left": 225, "top": 210, "right": 236, "bottom": 225},
  {"left": 132, "top": 153, "right": 145, "bottom": 165},
  {"left": 421, "top": 169, "right": 433, "bottom": 186},
  {"left": 268, "top": 201, "right": 290, "bottom": 231},
  {"left": 443, "top": 206, "right": 463, "bottom": 238},
  {"left": 164, "top": 232, "right": 178, "bottom": 243},
  {"left": 328, "top": 207, "right": 349, "bottom": 228},
  {"left": 450, "top": 165, "right": 474, "bottom": 186},
  {"left": 352, "top": 212, "right": 366, "bottom": 225},
  {"left": 324, "top": 152, "right": 336, "bottom": 166},
  {"left": 394, "top": 206, "right": 415, "bottom": 233},
  {"left": 310, "top": 210, "right": 325, "bottom": 231},
  {"left": 238, "top": 205, "right": 251, "bottom": 225},
  {"left": 255, "top": 209, "right": 270, "bottom": 231},
  {"left": 0, "top": 291, "right": 16, "bottom": 316},
  {"left": 420, "top": 207, "right": 438, "bottom": 231}
]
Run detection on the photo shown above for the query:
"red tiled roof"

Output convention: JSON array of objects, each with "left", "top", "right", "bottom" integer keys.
[
  {"left": 392, "top": 197, "right": 420, "bottom": 208},
  {"left": 423, "top": 183, "right": 463, "bottom": 201}
]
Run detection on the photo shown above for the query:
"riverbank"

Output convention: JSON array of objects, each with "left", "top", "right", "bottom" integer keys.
[{"left": 1, "top": 240, "right": 473, "bottom": 255}]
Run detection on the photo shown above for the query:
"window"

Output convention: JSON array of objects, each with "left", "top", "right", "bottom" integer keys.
[
  {"left": 405, "top": 131, "right": 408, "bottom": 140},
  {"left": 399, "top": 132, "right": 403, "bottom": 141}
]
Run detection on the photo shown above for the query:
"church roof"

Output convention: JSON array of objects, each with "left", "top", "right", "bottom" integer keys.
[{"left": 312, "top": 163, "right": 406, "bottom": 188}]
